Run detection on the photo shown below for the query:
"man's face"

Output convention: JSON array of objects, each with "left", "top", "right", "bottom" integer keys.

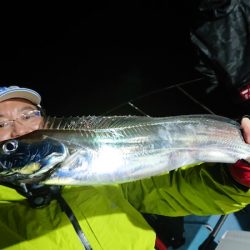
[{"left": 0, "top": 98, "right": 44, "bottom": 142}]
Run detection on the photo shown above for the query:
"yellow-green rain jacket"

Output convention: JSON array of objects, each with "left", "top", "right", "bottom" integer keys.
[{"left": 1, "top": 163, "right": 250, "bottom": 250}]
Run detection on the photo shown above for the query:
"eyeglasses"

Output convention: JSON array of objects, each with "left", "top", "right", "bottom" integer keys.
[{"left": 0, "top": 110, "right": 42, "bottom": 130}]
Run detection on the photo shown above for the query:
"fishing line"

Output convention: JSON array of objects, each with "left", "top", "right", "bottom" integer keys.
[
  {"left": 176, "top": 85, "right": 215, "bottom": 114},
  {"left": 102, "top": 77, "right": 205, "bottom": 115},
  {"left": 127, "top": 102, "right": 151, "bottom": 117}
]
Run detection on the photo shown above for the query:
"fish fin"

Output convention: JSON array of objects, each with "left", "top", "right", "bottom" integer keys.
[
  {"left": 43, "top": 114, "right": 239, "bottom": 130},
  {"left": 43, "top": 115, "right": 159, "bottom": 130}
]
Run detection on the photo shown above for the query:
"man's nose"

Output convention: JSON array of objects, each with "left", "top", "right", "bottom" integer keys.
[{"left": 10, "top": 122, "right": 33, "bottom": 138}]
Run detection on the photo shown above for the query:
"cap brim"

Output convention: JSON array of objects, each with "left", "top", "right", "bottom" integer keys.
[{"left": 0, "top": 88, "right": 41, "bottom": 105}]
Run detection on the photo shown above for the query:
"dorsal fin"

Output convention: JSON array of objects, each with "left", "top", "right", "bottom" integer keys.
[
  {"left": 43, "top": 116, "right": 154, "bottom": 130},
  {"left": 42, "top": 114, "right": 239, "bottom": 131}
]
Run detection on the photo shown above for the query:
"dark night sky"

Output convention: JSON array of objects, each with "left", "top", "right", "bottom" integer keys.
[{"left": 0, "top": 4, "right": 210, "bottom": 117}]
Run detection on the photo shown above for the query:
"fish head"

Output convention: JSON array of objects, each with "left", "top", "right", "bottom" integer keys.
[{"left": 0, "top": 132, "right": 68, "bottom": 184}]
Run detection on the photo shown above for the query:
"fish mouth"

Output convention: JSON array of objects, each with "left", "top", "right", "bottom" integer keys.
[{"left": 0, "top": 144, "right": 68, "bottom": 185}]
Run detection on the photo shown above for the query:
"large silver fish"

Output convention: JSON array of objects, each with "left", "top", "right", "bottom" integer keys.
[{"left": 0, "top": 114, "right": 249, "bottom": 186}]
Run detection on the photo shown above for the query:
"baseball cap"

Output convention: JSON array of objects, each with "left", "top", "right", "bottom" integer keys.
[{"left": 0, "top": 86, "right": 41, "bottom": 106}]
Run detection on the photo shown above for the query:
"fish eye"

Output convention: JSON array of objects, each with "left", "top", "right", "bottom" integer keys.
[{"left": 2, "top": 140, "right": 18, "bottom": 154}]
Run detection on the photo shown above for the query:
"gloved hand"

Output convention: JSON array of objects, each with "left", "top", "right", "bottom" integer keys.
[
  {"left": 0, "top": 181, "right": 62, "bottom": 208},
  {"left": 229, "top": 159, "right": 250, "bottom": 188},
  {"left": 241, "top": 117, "right": 250, "bottom": 143},
  {"left": 18, "top": 183, "right": 62, "bottom": 208},
  {"left": 229, "top": 117, "right": 250, "bottom": 188}
]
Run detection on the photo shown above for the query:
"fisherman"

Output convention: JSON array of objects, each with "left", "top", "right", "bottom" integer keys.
[{"left": 1, "top": 85, "right": 250, "bottom": 250}]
